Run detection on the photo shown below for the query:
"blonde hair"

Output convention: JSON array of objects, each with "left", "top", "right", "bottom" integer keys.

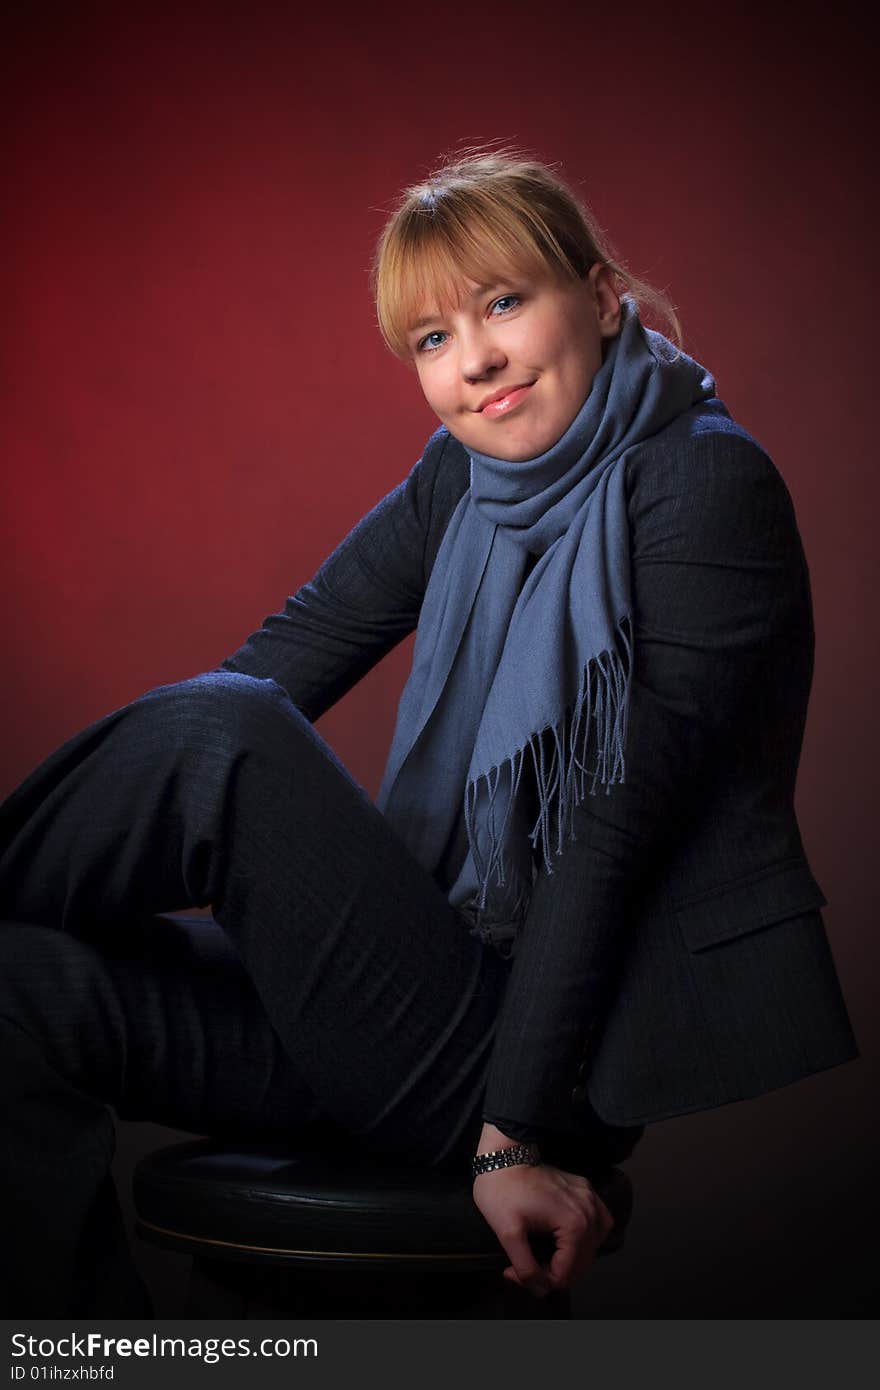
[{"left": 371, "top": 148, "right": 682, "bottom": 359}]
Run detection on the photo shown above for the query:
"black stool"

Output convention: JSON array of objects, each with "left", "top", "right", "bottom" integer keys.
[{"left": 133, "top": 1138, "right": 633, "bottom": 1318}]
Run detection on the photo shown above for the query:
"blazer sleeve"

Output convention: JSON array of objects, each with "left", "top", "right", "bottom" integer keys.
[
  {"left": 481, "top": 419, "right": 815, "bottom": 1139},
  {"left": 218, "top": 429, "right": 458, "bottom": 721}
]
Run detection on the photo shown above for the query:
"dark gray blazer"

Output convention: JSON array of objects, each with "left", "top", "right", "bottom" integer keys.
[{"left": 222, "top": 408, "right": 859, "bottom": 1136}]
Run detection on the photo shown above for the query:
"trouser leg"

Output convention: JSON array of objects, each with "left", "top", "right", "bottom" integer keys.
[
  {"left": 0, "top": 672, "right": 511, "bottom": 1167},
  {"left": 0, "top": 915, "right": 329, "bottom": 1316},
  {"left": 0, "top": 1009, "right": 150, "bottom": 1318}
]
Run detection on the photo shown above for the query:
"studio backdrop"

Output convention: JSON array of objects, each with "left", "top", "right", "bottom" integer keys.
[{"left": 2, "top": 0, "right": 876, "bottom": 1317}]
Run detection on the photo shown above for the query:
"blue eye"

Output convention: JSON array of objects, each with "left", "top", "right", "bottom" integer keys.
[
  {"left": 491, "top": 294, "right": 521, "bottom": 315},
  {"left": 417, "top": 330, "right": 448, "bottom": 354}
]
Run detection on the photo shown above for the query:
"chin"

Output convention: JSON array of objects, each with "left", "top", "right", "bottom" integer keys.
[
  {"left": 450, "top": 418, "right": 559, "bottom": 462},
  {"left": 498, "top": 427, "right": 566, "bottom": 463},
  {"left": 471, "top": 425, "right": 550, "bottom": 462},
  {"left": 492, "top": 443, "right": 542, "bottom": 463}
]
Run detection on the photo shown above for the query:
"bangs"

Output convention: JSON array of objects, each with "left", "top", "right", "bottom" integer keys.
[
  {"left": 375, "top": 197, "right": 571, "bottom": 359},
  {"left": 372, "top": 149, "right": 683, "bottom": 360}
]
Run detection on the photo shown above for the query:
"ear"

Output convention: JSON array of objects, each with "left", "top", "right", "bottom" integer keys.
[{"left": 587, "top": 262, "right": 622, "bottom": 338}]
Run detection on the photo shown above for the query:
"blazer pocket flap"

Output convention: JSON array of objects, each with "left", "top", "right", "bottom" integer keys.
[{"left": 675, "top": 860, "right": 828, "bottom": 953}]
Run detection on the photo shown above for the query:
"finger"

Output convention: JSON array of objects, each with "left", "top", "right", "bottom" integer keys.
[
  {"left": 574, "top": 1185, "right": 612, "bottom": 1244},
  {"left": 546, "top": 1198, "right": 608, "bottom": 1288},
  {"left": 594, "top": 1194, "right": 615, "bottom": 1243},
  {"left": 500, "top": 1232, "right": 551, "bottom": 1296},
  {"left": 546, "top": 1221, "right": 586, "bottom": 1289}
]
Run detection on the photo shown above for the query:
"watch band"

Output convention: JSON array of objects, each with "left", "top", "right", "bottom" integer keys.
[{"left": 471, "top": 1142, "right": 541, "bottom": 1179}]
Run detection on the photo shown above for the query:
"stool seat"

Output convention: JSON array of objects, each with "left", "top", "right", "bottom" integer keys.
[{"left": 134, "top": 1138, "right": 633, "bottom": 1317}]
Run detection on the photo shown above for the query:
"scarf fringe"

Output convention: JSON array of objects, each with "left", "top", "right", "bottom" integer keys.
[{"left": 464, "top": 613, "right": 632, "bottom": 915}]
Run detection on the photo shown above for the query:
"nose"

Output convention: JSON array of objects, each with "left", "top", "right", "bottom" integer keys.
[{"left": 458, "top": 323, "right": 507, "bottom": 382}]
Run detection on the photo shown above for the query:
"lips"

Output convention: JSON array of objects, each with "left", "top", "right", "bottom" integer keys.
[{"left": 477, "top": 382, "right": 535, "bottom": 418}]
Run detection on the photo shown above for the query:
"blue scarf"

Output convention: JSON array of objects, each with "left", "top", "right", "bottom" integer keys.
[{"left": 377, "top": 297, "right": 720, "bottom": 953}]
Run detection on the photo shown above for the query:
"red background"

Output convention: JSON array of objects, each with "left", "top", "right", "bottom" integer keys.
[{"left": 3, "top": 1, "right": 876, "bottom": 1316}]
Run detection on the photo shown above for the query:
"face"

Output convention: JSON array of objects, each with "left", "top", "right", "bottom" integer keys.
[{"left": 406, "top": 262, "right": 621, "bottom": 461}]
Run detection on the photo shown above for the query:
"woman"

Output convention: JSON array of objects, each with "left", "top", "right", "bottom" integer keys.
[{"left": 0, "top": 151, "right": 858, "bottom": 1315}]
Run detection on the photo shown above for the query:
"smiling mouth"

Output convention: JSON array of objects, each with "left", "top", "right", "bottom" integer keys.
[{"left": 478, "top": 383, "right": 535, "bottom": 418}]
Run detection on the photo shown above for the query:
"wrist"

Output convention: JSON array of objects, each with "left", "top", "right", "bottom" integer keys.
[
  {"left": 473, "top": 1123, "right": 540, "bottom": 1181},
  {"left": 471, "top": 1140, "right": 540, "bottom": 1180},
  {"left": 477, "top": 1121, "right": 525, "bottom": 1153}
]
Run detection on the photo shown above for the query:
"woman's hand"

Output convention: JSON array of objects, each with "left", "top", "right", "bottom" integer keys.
[{"left": 472, "top": 1126, "right": 614, "bottom": 1298}]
